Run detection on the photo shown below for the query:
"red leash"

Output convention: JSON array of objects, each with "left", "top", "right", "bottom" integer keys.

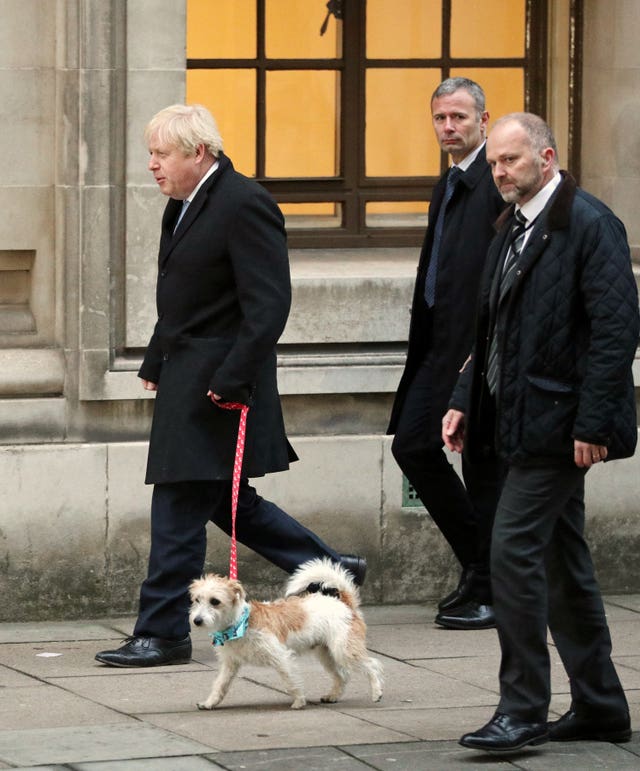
[{"left": 214, "top": 401, "right": 249, "bottom": 580}]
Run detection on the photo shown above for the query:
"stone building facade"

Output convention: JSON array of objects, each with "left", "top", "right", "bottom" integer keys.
[{"left": 1, "top": 0, "right": 638, "bottom": 620}]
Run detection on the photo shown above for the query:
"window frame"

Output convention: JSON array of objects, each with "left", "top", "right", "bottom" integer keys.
[{"left": 187, "top": 0, "right": 550, "bottom": 248}]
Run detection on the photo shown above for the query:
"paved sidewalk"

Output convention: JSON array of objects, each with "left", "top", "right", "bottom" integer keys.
[{"left": 1, "top": 596, "right": 639, "bottom": 770}]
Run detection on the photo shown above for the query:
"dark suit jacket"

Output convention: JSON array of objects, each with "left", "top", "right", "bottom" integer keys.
[
  {"left": 388, "top": 145, "right": 505, "bottom": 444},
  {"left": 139, "top": 154, "right": 296, "bottom": 483}
]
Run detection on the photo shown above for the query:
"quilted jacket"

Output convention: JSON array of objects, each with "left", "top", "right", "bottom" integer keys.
[{"left": 451, "top": 172, "right": 639, "bottom": 466}]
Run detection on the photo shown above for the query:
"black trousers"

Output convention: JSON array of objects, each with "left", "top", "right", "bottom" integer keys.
[
  {"left": 492, "top": 463, "right": 628, "bottom": 721},
  {"left": 391, "top": 356, "right": 502, "bottom": 603},
  {"left": 133, "top": 479, "right": 340, "bottom": 639}
]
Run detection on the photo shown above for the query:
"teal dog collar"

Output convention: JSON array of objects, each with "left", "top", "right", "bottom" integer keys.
[{"left": 209, "top": 604, "right": 251, "bottom": 647}]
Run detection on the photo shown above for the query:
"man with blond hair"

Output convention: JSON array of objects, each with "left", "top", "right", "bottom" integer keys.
[{"left": 96, "top": 104, "right": 365, "bottom": 667}]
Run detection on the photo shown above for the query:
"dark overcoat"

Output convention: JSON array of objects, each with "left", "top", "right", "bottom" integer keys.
[
  {"left": 387, "top": 145, "right": 505, "bottom": 444},
  {"left": 138, "top": 154, "right": 296, "bottom": 484},
  {"left": 451, "top": 172, "right": 639, "bottom": 465}
]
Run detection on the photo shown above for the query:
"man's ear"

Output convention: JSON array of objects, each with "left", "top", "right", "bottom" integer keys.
[{"left": 540, "top": 146, "right": 556, "bottom": 172}]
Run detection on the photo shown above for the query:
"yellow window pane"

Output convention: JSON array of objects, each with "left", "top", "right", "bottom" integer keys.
[
  {"left": 187, "top": 0, "right": 256, "bottom": 58},
  {"left": 281, "top": 202, "right": 342, "bottom": 229},
  {"left": 366, "top": 201, "right": 428, "bottom": 228},
  {"left": 366, "top": 69, "right": 442, "bottom": 177},
  {"left": 266, "top": 0, "right": 341, "bottom": 59},
  {"left": 450, "top": 68, "right": 525, "bottom": 127},
  {"left": 367, "top": 0, "right": 442, "bottom": 59},
  {"left": 186, "top": 70, "right": 256, "bottom": 177},
  {"left": 266, "top": 71, "right": 339, "bottom": 178},
  {"left": 451, "top": 0, "right": 525, "bottom": 58}
]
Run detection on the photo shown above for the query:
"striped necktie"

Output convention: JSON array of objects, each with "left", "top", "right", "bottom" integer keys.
[
  {"left": 497, "top": 210, "right": 527, "bottom": 301},
  {"left": 424, "top": 166, "right": 462, "bottom": 307},
  {"left": 485, "top": 211, "right": 528, "bottom": 395}
]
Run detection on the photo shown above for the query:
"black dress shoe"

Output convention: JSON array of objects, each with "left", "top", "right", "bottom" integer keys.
[
  {"left": 339, "top": 554, "right": 367, "bottom": 586},
  {"left": 435, "top": 600, "right": 495, "bottom": 630},
  {"left": 95, "top": 636, "right": 192, "bottom": 668},
  {"left": 460, "top": 713, "right": 549, "bottom": 752},
  {"left": 438, "top": 567, "right": 474, "bottom": 611},
  {"left": 548, "top": 709, "right": 631, "bottom": 743}
]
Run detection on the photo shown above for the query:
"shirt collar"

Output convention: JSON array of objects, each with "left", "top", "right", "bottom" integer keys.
[
  {"left": 185, "top": 159, "right": 219, "bottom": 204},
  {"left": 517, "top": 171, "right": 562, "bottom": 224},
  {"left": 453, "top": 140, "right": 486, "bottom": 173}
]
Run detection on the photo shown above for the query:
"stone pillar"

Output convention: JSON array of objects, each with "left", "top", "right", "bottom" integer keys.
[{"left": 582, "top": 0, "right": 640, "bottom": 258}]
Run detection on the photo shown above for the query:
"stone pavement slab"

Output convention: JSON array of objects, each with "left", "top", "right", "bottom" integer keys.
[
  {"left": 1, "top": 684, "right": 132, "bottom": 731},
  {"left": 0, "top": 599, "right": 638, "bottom": 768},
  {"left": 209, "top": 746, "right": 381, "bottom": 770},
  {"left": 0, "top": 639, "right": 210, "bottom": 679},
  {"left": 56, "top": 669, "right": 301, "bottom": 714},
  {"left": 0, "top": 724, "right": 213, "bottom": 767},
  {"left": 0, "top": 620, "right": 129, "bottom": 644},
  {"left": 144, "top": 705, "right": 413, "bottom": 752},
  {"left": 73, "top": 758, "right": 226, "bottom": 770}
]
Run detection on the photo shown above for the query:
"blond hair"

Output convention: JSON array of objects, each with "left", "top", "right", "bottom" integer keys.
[{"left": 144, "top": 104, "right": 224, "bottom": 157}]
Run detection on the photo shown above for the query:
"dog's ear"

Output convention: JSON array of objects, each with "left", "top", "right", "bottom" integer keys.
[{"left": 229, "top": 579, "right": 246, "bottom": 604}]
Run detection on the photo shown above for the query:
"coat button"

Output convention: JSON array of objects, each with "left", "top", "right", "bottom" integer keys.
[{"left": 160, "top": 271, "right": 167, "bottom": 278}]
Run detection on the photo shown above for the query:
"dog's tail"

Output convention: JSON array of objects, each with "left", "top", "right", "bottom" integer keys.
[{"left": 285, "top": 557, "right": 361, "bottom": 611}]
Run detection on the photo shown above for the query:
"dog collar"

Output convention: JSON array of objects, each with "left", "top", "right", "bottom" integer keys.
[{"left": 209, "top": 604, "right": 250, "bottom": 647}]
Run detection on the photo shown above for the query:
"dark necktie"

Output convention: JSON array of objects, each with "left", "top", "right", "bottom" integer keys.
[
  {"left": 424, "top": 166, "right": 462, "bottom": 307},
  {"left": 486, "top": 210, "right": 528, "bottom": 395}
]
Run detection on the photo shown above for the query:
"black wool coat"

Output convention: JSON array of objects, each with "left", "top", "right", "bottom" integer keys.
[
  {"left": 139, "top": 154, "right": 297, "bottom": 483},
  {"left": 451, "top": 172, "right": 640, "bottom": 465},
  {"left": 388, "top": 145, "right": 505, "bottom": 445}
]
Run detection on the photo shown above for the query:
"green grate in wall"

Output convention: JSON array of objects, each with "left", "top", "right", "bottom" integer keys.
[{"left": 402, "top": 476, "right": 424, "bottom": 508}]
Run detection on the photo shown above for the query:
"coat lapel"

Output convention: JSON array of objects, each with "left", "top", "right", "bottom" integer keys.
[{"left": 158, "top": 155, "right": 231, "bottom": 266}]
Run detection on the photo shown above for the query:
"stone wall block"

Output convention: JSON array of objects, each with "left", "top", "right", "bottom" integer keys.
[
  {"left": 255, "top": 436, "right": 385, "bottom": 601},
  {"left": 0, "top": 70, "right": 56, "bottom": 187},
  {"left": 80, "top": 186, "right": 115, "bottom": 349},
  {"left": 104, "top": 442, "right": 152, "bottom": 613},
  {"left": 380, "top": 437, "right": 460, "bottom": 603},
  {"left": 0, "top": 0, "right": 55, "bottom": 68},
  {"left": 127, "top": 0, "right": 186, "bottom": 70},
  {"left": 0, "top": 444, "right": 108, "bottom": 621},
  {"left": 124, "top": 186, "right": 166, "bottom": 348}
]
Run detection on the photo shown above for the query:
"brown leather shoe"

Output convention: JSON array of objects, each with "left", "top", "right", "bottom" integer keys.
[{"left": 95, "top": 636, "right": 192, "bottom": 668}]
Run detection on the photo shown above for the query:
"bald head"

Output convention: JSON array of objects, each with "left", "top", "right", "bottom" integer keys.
[{"left": 486, "top": 113, "right": 559, "bottom": 205}]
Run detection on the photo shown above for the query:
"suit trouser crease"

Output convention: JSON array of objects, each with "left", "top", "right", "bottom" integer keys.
[
  {"left": 491, "top": 463, "right": 628, "bottom": 721},
  {"left": 134, "top": 479, "right": 340, "bottom": 639}
]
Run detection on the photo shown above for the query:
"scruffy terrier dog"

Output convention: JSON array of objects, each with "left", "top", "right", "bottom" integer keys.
[{"left": 189, "top": 558, "right": 384, "bottom": 710}]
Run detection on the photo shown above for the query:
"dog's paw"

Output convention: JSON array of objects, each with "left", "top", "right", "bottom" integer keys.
[
  {"left": 197, "top": 701, "right": 217, "bottom": 710},
  {"left": 320, "top": 694, "right": 339, "bottom": 703},
  {"left": 290, "top": 697, "right": 306, "bottom": 709},
  {"left": 372, "top": 691, "right": 383, "bottom": 703}
]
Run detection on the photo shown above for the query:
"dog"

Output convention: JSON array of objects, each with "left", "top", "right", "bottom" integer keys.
[{"left": 189, "top": 558, "right": 384, "bottom": 710}]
